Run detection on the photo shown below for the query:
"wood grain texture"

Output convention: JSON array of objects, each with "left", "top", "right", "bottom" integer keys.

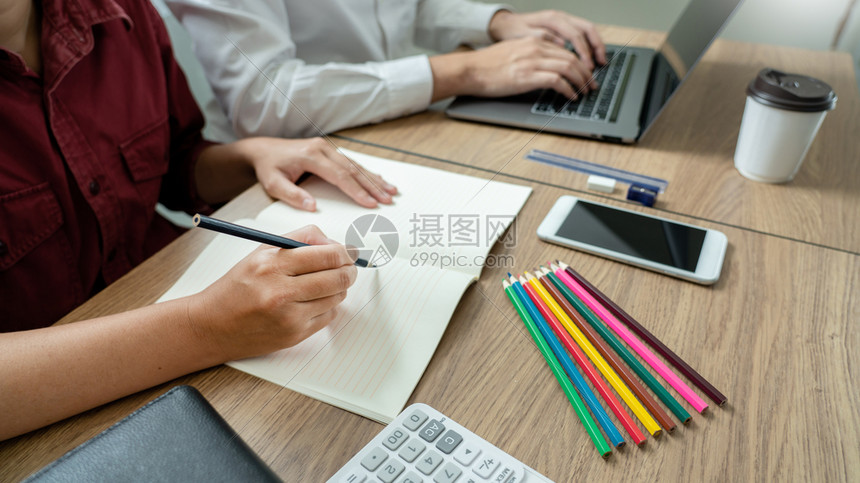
[
  {"left": 2, "top": 32, "right": 858, "bottom": 481},
  {"left": 337, "top": 31, "right": 860, "bottom": 254},
  {"left": 2, "top": 139, "right": 856, "bottom": 482}
]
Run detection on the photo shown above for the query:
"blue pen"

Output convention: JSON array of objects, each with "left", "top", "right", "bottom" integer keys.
[{"left": 510, "top": 274, "right": 625, "bottom": 448}]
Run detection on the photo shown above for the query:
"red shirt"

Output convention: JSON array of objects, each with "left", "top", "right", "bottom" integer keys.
[{"left": 0, "top": 0, "right": 212, "bottom": 331}]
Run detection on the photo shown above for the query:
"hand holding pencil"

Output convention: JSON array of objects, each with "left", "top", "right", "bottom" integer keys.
[
  {"left": 186, "top": 225, "right": 358, "bottom": 361},
  {"left": 193, "top": 214, "right": 373, "bottom": 267}
]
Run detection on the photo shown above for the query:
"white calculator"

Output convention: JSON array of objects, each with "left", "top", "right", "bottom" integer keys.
[{"left": 328, "top": 403, "right": 550, "bottom": 483}]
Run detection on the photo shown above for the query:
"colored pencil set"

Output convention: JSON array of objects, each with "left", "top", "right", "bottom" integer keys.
[{"left": 502, "top": 261, "right": 726, "bottom": 459}]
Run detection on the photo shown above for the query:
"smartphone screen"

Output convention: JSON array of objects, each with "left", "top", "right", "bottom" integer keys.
[{"left": 555, "top": 200, "right": 707, "bottom": 271}]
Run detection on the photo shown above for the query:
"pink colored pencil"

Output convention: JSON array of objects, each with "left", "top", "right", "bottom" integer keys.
[
  {"left": 561, "top": 262, "right": 727, "bottom": 406},
  {"left": 555, "top": 267, "right": 709, "bottom": 413}
]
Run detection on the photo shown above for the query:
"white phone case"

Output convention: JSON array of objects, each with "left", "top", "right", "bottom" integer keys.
[{"left": 536, "top": 196, "right": 727, "bottom": 285}]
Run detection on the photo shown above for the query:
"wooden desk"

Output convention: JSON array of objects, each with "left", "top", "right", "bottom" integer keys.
[
  {"left": 1, "top": 138, "right": 857, "bottom": 482},
  {"left": 337, "top": 30, "right": 860, "bottom": 254}
]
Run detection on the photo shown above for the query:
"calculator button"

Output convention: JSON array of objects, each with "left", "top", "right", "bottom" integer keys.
[
  {"left": 403, "top": 409, "right": 429, "bottom": 431},
  {"left": 453, "top": 442, "right": 481, "bottom": 466},
  {"left": 382, "top": 428, "right": 408, "bottom": 451},
  {"left": 492, "top": 464, "right": 515, "bottom": 482},
  {"left": 433, "top": 462, "right": 463, "bottom": 483},
  {"left": 377, "top": 459, "right": 405, "bottom": 483},
  {"left": 398, "top": 439, "right": 426, "bottom": 463},
  {"left": 401, "top": 471, "right": 424, "bottom": 483},
  {"left": 359, "top": 447, "right": 387, "bottom": 472},
  {"left": 419, "top": 419, "right": 446, "bottom": 443},
  {"left": 340, "top": 470, "right": 367, "bottom": 482},
  {"left": 473, "top": 454, "right": 500, "bottom": 478},
  {"left": 435, "top": 429, "right": 463, "bottom": 454},
  {"left": 326, "top": 404, "right": 530, "bottom": 483},
  {"left": 415, "top": 450, "right": 444, "bottom": 475}
]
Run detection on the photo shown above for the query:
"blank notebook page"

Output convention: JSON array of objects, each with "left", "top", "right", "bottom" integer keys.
[{"left": 158, "top": 149, "right": 531, "bottom": 422}]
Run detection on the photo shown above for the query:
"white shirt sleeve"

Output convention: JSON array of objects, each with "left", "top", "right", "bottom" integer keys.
[
  {"left": 415, "top": 0, "right": 511, "bottom": 52},
  {"left": 167, "top": 0, "right": 436, "bottom": 138},
  {"left": 166, "top": 0, "right": 511, "bottom": 138}
]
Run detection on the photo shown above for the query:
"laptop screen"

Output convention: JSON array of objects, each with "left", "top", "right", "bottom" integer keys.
[{"left": 639, "top": 0, "right": 744, "bottom": 137}]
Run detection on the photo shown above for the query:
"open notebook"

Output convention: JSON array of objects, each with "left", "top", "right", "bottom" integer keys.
[{"left": 158, "top": 149, "right": 532, "bottom": 423}]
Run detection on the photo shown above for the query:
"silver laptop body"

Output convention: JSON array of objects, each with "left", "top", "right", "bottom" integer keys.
[{"left": 445, "top": 0, "right": 744, "bottom": 143}]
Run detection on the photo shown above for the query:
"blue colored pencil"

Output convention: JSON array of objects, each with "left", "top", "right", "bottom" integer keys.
[
  {"left": 510, "top": 275, "right": 625, "bottom": 449},
  {"left": 503, "top": 279, "right": 612, "bottom": 458}
]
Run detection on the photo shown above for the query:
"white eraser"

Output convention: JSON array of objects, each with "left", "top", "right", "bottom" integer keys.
[{"left": 587, "top": 175, "right": 616, "bottom": 193}]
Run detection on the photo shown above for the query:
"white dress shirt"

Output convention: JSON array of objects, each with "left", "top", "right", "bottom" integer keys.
[{"left": 166, "top": 0, "right": 507, "bottom": 138}]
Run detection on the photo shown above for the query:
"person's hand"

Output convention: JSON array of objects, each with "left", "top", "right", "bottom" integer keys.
[
  {"left": 236, "top": 137, "right": 398, "bottom": 211},
  {"left": 190, "top": 225, "right": 357, "bottom": 360},
  {"left": 488, "top": 10, "right": 607, "bottom": 70},
  {"left": 430, "top": 37, "right": 597, "bottom": 102}
]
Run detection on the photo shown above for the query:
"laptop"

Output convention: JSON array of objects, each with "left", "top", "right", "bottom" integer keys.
[{"left": 445, "top": 0, "right": 744, "bottom": 143}]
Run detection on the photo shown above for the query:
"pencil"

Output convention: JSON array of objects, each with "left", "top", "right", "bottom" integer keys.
[
  {"left": 532, "top": 267, "right": 655, "bottom": 442},
  {"left": 503, "top": 279, "right": 612, "bottom": 459},
  {"left": 542, "top": 265, "right": 687, "bottom": 427},
  {"left": 192, "top": 214, "right": 373, "bottom": 267},
  {"left": 560, "top": 261, "right": 727, "bottom": 406},
  {"left": 510, "top": 275, "right": 625, "bottom": 449},
  {"left": 515, "top": 272, "right": 637, "bottom": 447},
  {"left": 550, "top": 263, "right": 709, "bottom": 413},
  {"left": 524, "top": 273, "right": 663, "bottom": 437}
]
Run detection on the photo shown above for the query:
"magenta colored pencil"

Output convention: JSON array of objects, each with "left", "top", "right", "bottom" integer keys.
[
  {"left": 561, "top": 262, "right": 727, "bottom": 406},
  {"left": 556, "top": 265, "right": 709, "bottom": 413}
]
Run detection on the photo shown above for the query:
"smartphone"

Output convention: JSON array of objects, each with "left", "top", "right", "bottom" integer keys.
[{"left": 537, "top": 196, "right": 728, "bottom": 284}]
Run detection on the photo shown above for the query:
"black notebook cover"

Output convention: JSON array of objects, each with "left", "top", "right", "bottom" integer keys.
[{"left": 25, "top": 385, "right": 281, "bottom": 482}]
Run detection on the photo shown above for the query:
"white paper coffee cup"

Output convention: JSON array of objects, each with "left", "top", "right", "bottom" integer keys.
[{"left": 734, "top": 69, "right": 836, "bottom": 183}]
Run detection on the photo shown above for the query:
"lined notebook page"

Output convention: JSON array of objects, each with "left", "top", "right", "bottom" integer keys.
[{"left": 158, "top": 149, "right": 531, "bottom": 422}]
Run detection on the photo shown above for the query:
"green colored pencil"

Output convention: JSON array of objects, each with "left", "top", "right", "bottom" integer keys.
[{"left": 503, "top": 279, "right": 612, "bottom": 459}]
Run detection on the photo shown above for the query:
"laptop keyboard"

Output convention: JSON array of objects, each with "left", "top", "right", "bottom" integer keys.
[{"left": 531, "top": 50, "right": 632, "bottom": 122}]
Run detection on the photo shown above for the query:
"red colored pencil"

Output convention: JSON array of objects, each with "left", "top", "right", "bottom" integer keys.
[{"left": 531, "top": 270, "right": 647, "bottom": 445}]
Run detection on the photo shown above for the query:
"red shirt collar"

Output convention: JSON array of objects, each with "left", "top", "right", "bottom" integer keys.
[
  {"left": 41, "top": 0, "right": 133, "bottom": 36},
  {"left": 1, "top": 0, "right": 132, "bottom": 84}
]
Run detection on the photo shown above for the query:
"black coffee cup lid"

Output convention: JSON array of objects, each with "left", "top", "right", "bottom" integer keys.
[{"left": 746, "top": 68, "right": 837, "bottom": 112}]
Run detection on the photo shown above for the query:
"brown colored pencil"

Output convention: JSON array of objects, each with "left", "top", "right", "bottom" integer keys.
[
  {"left": 561, "top": 262, "right": 727, "bottom": 407},
  {"left": 536, "top": 268, "right": 678, "bottom": 433}
]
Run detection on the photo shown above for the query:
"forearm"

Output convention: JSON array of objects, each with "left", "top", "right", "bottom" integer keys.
[
  {"left": 0, "top": 298, "right": 222, "bottom": 440},
  {"left": 430, "top": 51, "right": 489, "bottom": 102},
  {"left": 194, "top": 141, "right": 257, "bottom": 205}
]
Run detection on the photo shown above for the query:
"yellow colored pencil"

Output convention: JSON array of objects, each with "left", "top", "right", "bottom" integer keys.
[{"left": 525, "top": 272, "right": 662, "bottom": 436}]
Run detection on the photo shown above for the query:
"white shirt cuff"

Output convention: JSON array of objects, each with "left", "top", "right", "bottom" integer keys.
[
  {"left": 382, "top": 55, "right": 435, "bottom": 117},
  {"left": 458, "top": 3, "right": 512, "bottom": 47}
]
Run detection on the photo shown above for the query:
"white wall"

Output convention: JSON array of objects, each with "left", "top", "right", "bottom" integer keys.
[{"left": 722, "top": 0, "right": 852, "bottom": 50}]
